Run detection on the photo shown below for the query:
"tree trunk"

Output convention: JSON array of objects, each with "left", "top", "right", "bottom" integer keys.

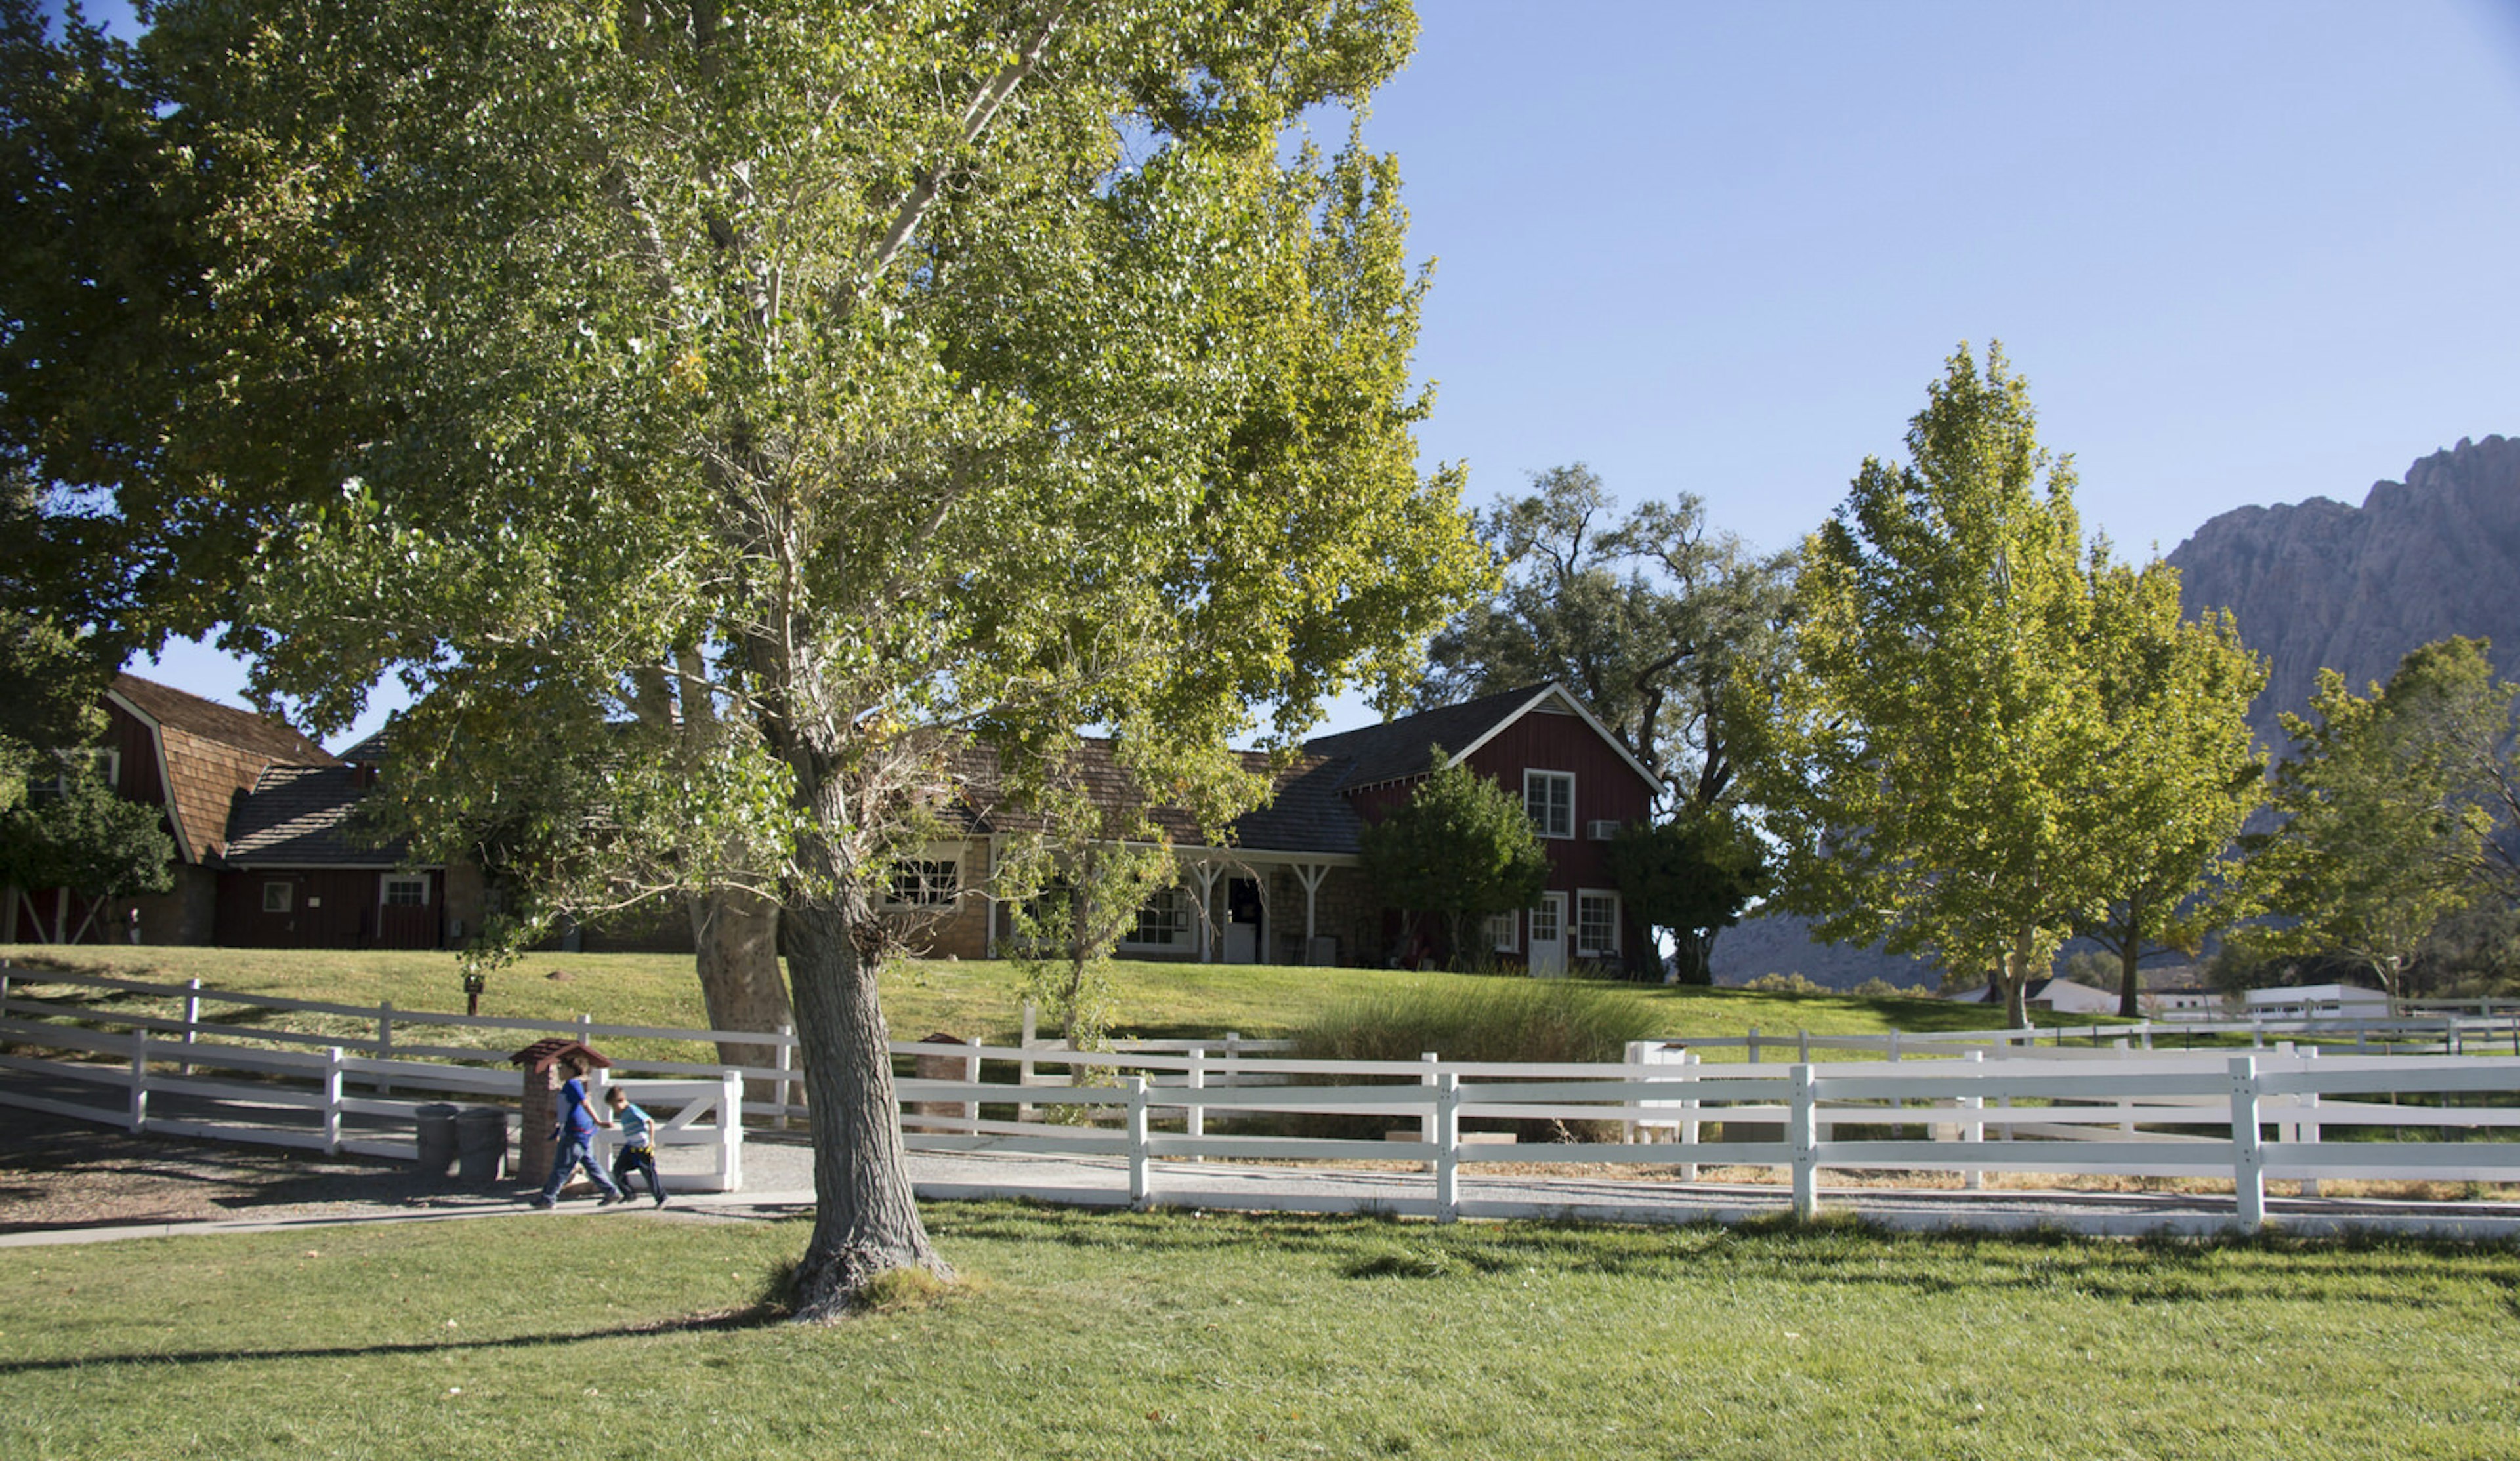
[
  {"left": 782, "top": 895, "right": 948, "bottom": 1320},
  {"left": 2117, "top": 936, "right": 2143, "bottom": 1020},
  {"left": 2000, "top": 928, "right": 2038, "bottom": 1030},
  {"left": 1670, "top": 928, "right": 1715, "bottom": 985},
  {"left": 688, "top": 886, "right": 791, "bottom": 1103}
]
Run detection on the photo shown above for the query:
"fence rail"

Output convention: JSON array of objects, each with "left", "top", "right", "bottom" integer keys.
[{"left": 7, "top": 964, "right": 2520, "bottom": 1227}]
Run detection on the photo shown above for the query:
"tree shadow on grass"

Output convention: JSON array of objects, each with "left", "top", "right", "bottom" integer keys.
[{"left": 0, "top": 1304, "right": 791, "bottom": 1377}]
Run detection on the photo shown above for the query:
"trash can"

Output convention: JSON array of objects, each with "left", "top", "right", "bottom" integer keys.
[
  {"left": 413, "top": 1103, "right": 459, "bottom": 1179},
  {"left": 456, "top": 1106, "right": 509, "bottom": 1184}
]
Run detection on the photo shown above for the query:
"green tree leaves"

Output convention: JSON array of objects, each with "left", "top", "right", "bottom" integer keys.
[{"left": 1358, "top": 751, "right": 1549, "bottom": 972}]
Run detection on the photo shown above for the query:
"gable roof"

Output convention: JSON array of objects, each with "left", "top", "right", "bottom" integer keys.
[
  {"left": 106, "top": 674, "right": 340, "bottom": 863},
  {"left": 223, "top": 764, "right": 418, "bottom": 867},
  {"left": 1302, "top": 682, "right": 1662, "bottom": 795},
  {"left": 110, "top": 674, "right": 335, "bottom": 767}
]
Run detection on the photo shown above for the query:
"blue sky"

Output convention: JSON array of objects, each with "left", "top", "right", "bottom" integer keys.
[{"left": 123, "top": 0, "right": 2520, "bottom": 747}]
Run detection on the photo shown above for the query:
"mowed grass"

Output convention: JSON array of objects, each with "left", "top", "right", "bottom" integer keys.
[
  {"left": 0, "top": 944, "right": 2030, "bottom": 1063},
  {"left": 3, "top": 1204, "right": 2515, "bottom": 1460}
]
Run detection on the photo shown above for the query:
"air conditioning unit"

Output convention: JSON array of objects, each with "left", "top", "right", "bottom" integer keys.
[{"left": 1587, "top": 819, "right": 1620, "bottom": 841}]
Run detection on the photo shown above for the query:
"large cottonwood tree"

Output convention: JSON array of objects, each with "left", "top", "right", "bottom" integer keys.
[{"left": 4, "top": 0, "right": 1484, "bottom": 1315}]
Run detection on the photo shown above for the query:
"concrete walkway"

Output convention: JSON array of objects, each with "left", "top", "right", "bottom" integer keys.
[{"left": 8, "top": 1136, "right": 2517, "bottom": 1248}]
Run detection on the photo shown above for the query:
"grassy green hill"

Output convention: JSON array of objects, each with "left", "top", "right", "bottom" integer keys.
[{"left": 2, "top": 944, "right": 2055, "bottom": 1065}]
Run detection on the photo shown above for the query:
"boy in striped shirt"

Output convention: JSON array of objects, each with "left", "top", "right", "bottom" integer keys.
[{"left": 605, "top": 1086, "right": 667, "bottom": 1206}]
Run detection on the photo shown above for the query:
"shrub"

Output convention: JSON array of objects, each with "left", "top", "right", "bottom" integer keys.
[
  {"left": 1288, "top": 977, "right": 1664, "bottom": 1065},
  {"left": 1849, "top": 976, "right": 1933, "bottom": 999},
  {"left": 1740, "top": 971, "right": 1827, "bottom": 995},
  {"left": 1274, "top": 979, "right": 1666, "bottom": 1143}
]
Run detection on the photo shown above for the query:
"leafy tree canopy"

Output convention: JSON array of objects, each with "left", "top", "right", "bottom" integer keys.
[
  {"left": 1420, "top": 464, "right": 1795, "bottom": 813},
  {"left": 1751, "top": 344, "right": 2117, "bottom": 1028},
  {"left": 1605, "top": 807, "right": 1766, "bottom": 985},
  {"left": 1358, "top": 751, "right": 1549, "bottom": 972},
  {"left": 2235, "top": 636, "right": 2515, "bottom": 996},
  {"left": 2071, "top": 556, "right": 2267, "bottom": 1015},
  {"left": 3, "top": 0, "right": 1484, "bottom": 1314}
]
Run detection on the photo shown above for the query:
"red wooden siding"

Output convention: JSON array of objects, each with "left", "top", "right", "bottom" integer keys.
[{"left": 216, "top": 869, "right": 442, "bottom": 949}]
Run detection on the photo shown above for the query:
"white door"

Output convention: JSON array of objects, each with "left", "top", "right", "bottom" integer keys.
[{"left": 1528, "top": 893, "right": 1566, "bottom": 977}]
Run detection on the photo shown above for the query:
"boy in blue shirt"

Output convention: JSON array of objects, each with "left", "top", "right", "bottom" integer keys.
[
  {"left": 606, "top": 1085, "right": 667, "bottom": 1207},
  {"left": 531, "top": 1056, "right": 625, "bottom": 1208}
]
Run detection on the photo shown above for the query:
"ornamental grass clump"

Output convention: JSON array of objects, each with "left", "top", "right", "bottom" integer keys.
[
  {"left": 1290, "top": 977, "right": 1663, "bottom": 1067},
  {"left": 1281, "top": 979, "right": 1665, "bottom": 1142}
]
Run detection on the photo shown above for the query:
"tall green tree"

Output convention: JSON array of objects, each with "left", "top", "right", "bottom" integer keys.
[
  {"left": 2073, "top": 559, "right": 2268, "bottom": 1016},
  {"left": 1358, "top": 752, "right": 1550, "bottom": 972},
  {"left": 0, "top": 773, "right": 175, "bottom": 941},
  {"left": 2236, "top": 638, "right": 2515, "bottom": 997},
  {"left": 1421, "top": 464, "right": 1796, "bottom": 813},
  {"left": 1750, "top": 345, "right": 2112, "bottom": 1028},
  {"left": 5, "top": 0, "right": 1484, "bottom": 1315},
  {"left": 1605, "top": 807, "right": 1767, "bottom": 984},
  {"left": 995, "top": 751, "right": 1185, "bottom": 1053}
]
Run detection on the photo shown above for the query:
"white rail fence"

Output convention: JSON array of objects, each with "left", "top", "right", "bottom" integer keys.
[{"left": 6, "top": 966, "right": 2520, "bottom": 1227}]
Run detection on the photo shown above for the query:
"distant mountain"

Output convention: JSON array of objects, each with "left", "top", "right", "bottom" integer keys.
[{"left": 2166, "top": 434, "right": 2520, "bottom": 747}]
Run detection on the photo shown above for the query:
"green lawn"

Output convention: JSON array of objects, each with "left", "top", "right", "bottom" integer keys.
[
  {"left": 1, "top": 944, "right": 2039, "bottom": 1064},
  {"left": 3, "top": 1204, "right": 2513, "bottom": 1460}
]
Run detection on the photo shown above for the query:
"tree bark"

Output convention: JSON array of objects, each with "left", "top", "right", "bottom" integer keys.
[
  {"left": 1670, "top": 928, "right": 1715, "bottom": 985},
  {"left": 2118, "top": 935, "right": 2143, "bottom": 1020},
  {"left": 2000, "top": 928, "right": 2036, "bottom": 1030},
  {"left": 688, "top": 886, "right": 791, "bottom": 1101},
  {"left": 782, "top": 894, "right": 948, "bottom": 1320}
]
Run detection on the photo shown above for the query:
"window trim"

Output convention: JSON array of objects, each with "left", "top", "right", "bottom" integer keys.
[
  {"left": 884, "top": 858, "right": 961, "bottom": 909},
  {"left": 381, "top": 873, "right": 430, "bottom": 908},
  {"left": 1488, "top": 909, "right": 1521, "bottom": 953},
  {"left": 1574, "top": 888, "right": 1622, "bottom": 958},
  {"left": 1524, "top": 769, "right": 1576, "bottom": 840},
  {"left": 1120, "top": 885, "right": 1194, "bottom": 949}
]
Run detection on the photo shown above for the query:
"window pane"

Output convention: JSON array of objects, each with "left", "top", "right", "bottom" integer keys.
[
  {"left": 1576, "top": 894, "right": 1618, "bottom": 956},
  {"left": 1524, "top": 772, "right": 1574, "bottom": 838}
]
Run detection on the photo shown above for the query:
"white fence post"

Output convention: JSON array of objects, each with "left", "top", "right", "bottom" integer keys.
[
  {"left": 180, "top": 977, "right": 201, "bottom": 1075},
  {"left": 2229, "top": 1055, "right": 2265, "bottom": 1231},
  {"left": 1125, "top": 1075, "right": 1151, "bottom": 1212},
  {"left": 1797, "top": 1029, "right": 1811, "bottom": 1064},
  {"left": 774, "top": 1021, "right": 795, "bottom": 1131},
  {"left": 1419, "top": 1052, "right": 1439, "bottom": 1174},
  {"left": 1789, "top": 1063, "right": 1818, "bottom": 1220},
  {"left": 720, "top": 1068, "right": 744, "bottom": 1193},
  {"left": 960, "top": 1042, "right": 982, "bottom": 1128},
  {"left": 1746, "top": 1025, "right": 1761, "bottom": 1064},
  {"left": 1185, "top": 1048, "right": 1206, "bottom": 1161},
  {"left": 1434, "top": 1071, "right": 1461, "bottom": 1224},
  {"left": 2296, "top": 1046, "right": 2322, "bottom": 1197},
  {"left": 323, "top": 1046, "right": 345, "bottom": 1153},
  {"left": 1019, "top": 1003, "right": 1040, "bottom": 1122},
  {"left": 128, "top": 1029, "right": 150, "bottom": 1132},
  {"left": 376, "top": 1000, "right": 394, "bottom": 1096},
  {"left": 1677, "top": 1050, "right": 1700, "bottom": 1182},
  {"left": 1961, "top": 1048, "right": 1984, "bottom": 1191}
]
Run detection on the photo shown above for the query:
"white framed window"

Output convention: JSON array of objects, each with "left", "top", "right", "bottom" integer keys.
[
  {"left": 1575, "top": 890, "right": 1621, "bottom": 957},
  {"left": 1528, "top": 894, "right": 1562, "bottom": 946},
  {"left": 262, "top": 881, "right": 294, "bottom": 914},
  {"left": 1488, "top": 909, "right": 1520, "bottom": 952},
  {"left": 1524, "top": 770, "right": 1575, "bottom": 839},
  {"left": 1125, "top": 886, "right": 1192, "bottom": 947},
  {"left": 887, "top": 859, "right": 960, "bottom": 907},
  {"left": 381, "top": 874, "right": 429, "bottom": 907}
]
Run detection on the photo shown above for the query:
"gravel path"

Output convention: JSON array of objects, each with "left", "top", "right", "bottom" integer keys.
[{"left": 10, "top": 1099, "right": 2520, "bottom": 1250}]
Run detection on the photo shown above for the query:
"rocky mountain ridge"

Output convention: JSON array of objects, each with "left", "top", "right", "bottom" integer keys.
[{"left": 2166, "top": 434, "right": 2520, "bottom": 747}]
